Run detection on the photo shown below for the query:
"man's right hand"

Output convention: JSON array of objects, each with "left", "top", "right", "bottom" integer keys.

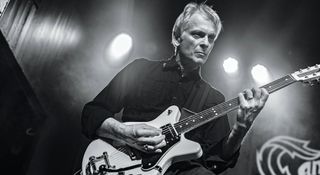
[
  {"left": 97, "top": 118, "right": 166, "bottom": 153},
  {"left": 123, "top": 124, "right": 166, "bottom": 153}
]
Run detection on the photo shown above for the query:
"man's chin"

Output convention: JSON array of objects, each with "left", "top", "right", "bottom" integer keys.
[{"left": 194, "top": 58, "right": 206, "bottom": 65}]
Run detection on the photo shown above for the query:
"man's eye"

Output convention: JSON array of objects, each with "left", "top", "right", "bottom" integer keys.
[{"left": 192, "top": 33, "right": 201, "bottom": 38}]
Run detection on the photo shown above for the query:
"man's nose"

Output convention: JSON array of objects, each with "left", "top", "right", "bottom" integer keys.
[{"left": 200, "top": 36, "right": 210, "bottom": 49}]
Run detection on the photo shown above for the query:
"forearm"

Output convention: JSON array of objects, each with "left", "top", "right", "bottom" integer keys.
[
  {"left": 221, "top": 124, "right": 248, "bottom": 160},
  {"left": 96, "top": 118, "right": 128, "bottom": 142},
  {"left": 81, "top": 100, "right": 120, "bottom": 139},
  {"left": 96, "top": 118, "right": 165, "bottom": 153}
]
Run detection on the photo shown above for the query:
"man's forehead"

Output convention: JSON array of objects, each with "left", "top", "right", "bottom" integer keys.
[{"left": 184, "top": 12, "right": 217, "bottom": 34}]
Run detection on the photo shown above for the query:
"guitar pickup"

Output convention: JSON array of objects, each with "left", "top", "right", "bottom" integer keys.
[{"left": 120, "top": 146, "right": 141, "bottom": 161}]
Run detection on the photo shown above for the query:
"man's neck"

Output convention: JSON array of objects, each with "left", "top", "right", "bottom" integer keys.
[{"left": 175, "top": 54, "right": 200, "bottom": 76}]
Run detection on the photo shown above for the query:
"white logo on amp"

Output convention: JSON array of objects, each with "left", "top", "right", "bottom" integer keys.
[{"left": 256, "top": 136, "right": 320, "bottom": 175}]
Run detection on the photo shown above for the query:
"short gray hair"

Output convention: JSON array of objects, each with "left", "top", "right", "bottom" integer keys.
[{"left": 172, "top": 2, "right": 222, "bottom": 53}]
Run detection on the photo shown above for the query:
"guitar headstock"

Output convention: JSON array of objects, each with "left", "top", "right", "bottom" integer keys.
[{"left": 291, "top": 64, "right": 320, "bottom": 86}]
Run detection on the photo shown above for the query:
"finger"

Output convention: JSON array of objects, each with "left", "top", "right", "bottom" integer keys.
[
  {"left": 135, "top": 127, "right": 161, "bottom": 137},
  {"left": 146, "top": 140, "right": 167, "bottom": 154},
  {"left": 153, "top": 139, "right": 167, "bottom": 153},
  {"left": 261, "top": 88, "right": 269, "bottom": 102},
  {"left": 155, "top": 149, "right": 163, "bottom": 153},
  {"left": 257, "top": 88, "right": 269, "bottom": 108},
  {"left": 141, "top": 124, "right": 161, "bottom": 130},
  {"left": 141, "top": 124, "right": 162, "bottom": 133},
  {"left": 236, "top": 109, "right": 247, "bottom": 127},
  {"left": 244, "top": 89, "right": 253, "bottom": 100},
  {"left": 155, "top": 138, "right": 167, "bottom": 149},
  {"left": 140, "top": 135, "right": 166, "bottom": 153},
  {"left": 252, "top": 87, "right": 262, "bottom": 99},
  {"left": 137, "top": 135, "right": 165, "bottom": 146},
  {"left": 252, "top": 97, "right": 260, "bottom": 109},
  {"left": 141, "top": 144, "right": 154, "bottom": 153},
  {"left": 237, "top": 108, "right": 244, "bottom": 120},
  {"left": 238, "top": 92, "right": 248, "bottom": 109}
]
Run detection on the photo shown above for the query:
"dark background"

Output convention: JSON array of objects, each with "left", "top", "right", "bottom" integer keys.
[{"left": 0, "top": 0, "right": 319, "bottom": 174}]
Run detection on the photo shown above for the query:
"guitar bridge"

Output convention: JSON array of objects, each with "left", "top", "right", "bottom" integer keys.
[{"left": 86, "top": 152, "right": 115, "bottom": 175}]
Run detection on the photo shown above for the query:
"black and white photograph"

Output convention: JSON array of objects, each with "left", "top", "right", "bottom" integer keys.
[{"left": 0, "top": 0, "right": 319, "bottom": 174}]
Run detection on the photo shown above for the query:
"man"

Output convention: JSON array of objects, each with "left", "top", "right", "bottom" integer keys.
[{"left": 82, "top": 2, "right": 269, "bottom": 175}]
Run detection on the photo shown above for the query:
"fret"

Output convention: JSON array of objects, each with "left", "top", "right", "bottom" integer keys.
[
  {"left": 174, "top": 74, "right": 296, "bottom": 135},
  {"left": 262, "top": 75, "right": 295, "bottom": 93}
]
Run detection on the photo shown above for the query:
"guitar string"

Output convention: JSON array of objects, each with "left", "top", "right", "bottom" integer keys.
[
  {"left": 173, "top": 76, "right": 295, "bottom": 133},
  {"left": 175, "top": 83, "right": 287, "bottom": 132},
  {"left": 165, "top": 77, "right": 291, "bottom": 131},
  {"left": 146, "top": 76, "right": 294, "bottom": 134},
  {"left": 90, "top": 76, "right": 296, "bottom": 165}
]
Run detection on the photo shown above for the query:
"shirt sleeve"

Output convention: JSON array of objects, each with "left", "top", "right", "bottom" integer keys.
[
  {"left": 204, "top": 134, "right": 240, "bottom": 173},
  {"left": 81, "top": 58, "right": 145, "bottom": 139},
  {"left": 199, "top": 87, "right": 240, "bottom": 173}
]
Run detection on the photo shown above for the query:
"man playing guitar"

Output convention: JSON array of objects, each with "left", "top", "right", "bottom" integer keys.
[{"left": 81, "top": 2, "right": 269, "bottom": 174}]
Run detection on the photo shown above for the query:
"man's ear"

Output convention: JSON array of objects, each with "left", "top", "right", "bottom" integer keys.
[
  {"left": 175, "top": 37, "right": 182, "bottom": 47},
  {"left": 177, "top": 37, "right": 182, "bottom": 43}
]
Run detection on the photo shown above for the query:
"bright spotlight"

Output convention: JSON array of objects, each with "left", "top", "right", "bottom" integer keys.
[
  {"left": 110, "top": 33, "right": 132, "bottom": 58},
  {"left": 251, "top": 64, "right": 270, "bottom": 84},
  {"left": 223, "top": 57, "right": 238, "bottom": 74}
]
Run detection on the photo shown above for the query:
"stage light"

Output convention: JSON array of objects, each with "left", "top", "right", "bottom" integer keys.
[
  {"left": 223, "top": 57, "right": 238, "bottom": 74},
  {"left": 251, "top": 64, "right": 270, "bottom": 84},
  {"left": 110, "top": 33, "right": 132, "bottom": 58}
]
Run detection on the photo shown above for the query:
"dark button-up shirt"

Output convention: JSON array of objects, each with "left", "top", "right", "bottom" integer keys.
[{"left": 81, "top": 57, "right": 239, "bottom": 174}]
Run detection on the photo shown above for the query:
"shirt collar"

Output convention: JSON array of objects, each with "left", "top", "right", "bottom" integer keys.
[{"left": 162, "top": 56, "right": 201, "bottom": 81}]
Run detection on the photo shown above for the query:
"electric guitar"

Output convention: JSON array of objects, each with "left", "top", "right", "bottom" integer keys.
[{"left": 82, "top": 65, "right": 320, "bottom": 175}]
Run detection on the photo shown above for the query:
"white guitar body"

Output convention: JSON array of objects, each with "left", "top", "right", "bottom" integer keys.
[
  {"left": 82, "top": 64, "right": 320, "bottom": 175},
  {"left": 82, "top": 105, "right": 203, "bottom": 175}
]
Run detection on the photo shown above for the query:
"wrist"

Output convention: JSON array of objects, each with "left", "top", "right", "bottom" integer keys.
[
  {"left": 232, "top": 123, "right": 249, "bottom": 136},
  {"left": 97, "top": 118, "right": 127, "bottom": 140}
]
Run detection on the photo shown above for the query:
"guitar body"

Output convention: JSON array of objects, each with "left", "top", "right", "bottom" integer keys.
[
  {"left": 81, "top": 64, "right": 320, "bottom": 174},
  {"left": 82, "top": 105, "right": 203, "bottom": 175}
]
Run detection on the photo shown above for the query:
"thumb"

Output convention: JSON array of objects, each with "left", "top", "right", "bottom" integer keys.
[{"left": 237, "top": 108, "right": 244, "bottom": 120}]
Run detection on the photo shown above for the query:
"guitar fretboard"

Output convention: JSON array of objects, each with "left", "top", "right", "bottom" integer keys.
[{"left": 174, "top": 75, "right": 296, "bottom": 134}]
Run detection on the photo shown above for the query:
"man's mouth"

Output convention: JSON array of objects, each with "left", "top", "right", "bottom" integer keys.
[{"left": 195, "top": 52, "right": 206, "bottom": 57}]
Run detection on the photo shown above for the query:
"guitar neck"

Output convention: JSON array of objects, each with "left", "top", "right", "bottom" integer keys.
[{"left": 174, "top": 74, "right": 297, "bottom": 135}]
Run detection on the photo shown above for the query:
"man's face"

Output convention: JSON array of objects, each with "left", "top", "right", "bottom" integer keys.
[{"left": 178, "top": 12, "right": 217, "bottom": 66}]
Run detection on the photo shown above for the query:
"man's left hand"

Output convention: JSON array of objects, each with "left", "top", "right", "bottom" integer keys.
[{"left": 236, "top": 87, "right": 269, "bottom": 129}]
